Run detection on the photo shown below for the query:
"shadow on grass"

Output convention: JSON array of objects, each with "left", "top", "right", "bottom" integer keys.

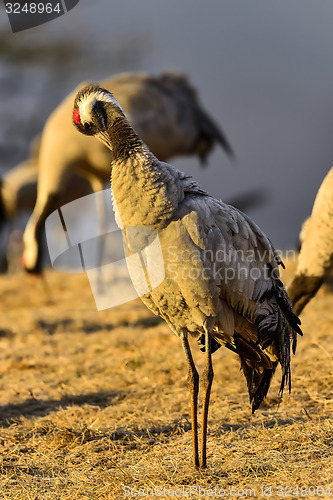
[
  {"left": 0, "top": 388, "right": 192, "bottom": 449},
  {"left": 215, "top": 413, "right": 331, "bottom": 435},
  {"left": 111, "top": 418, "right": 191, "bottom": 446},
  {"left": 36, "top": 315, "right": 163, "bottom": 335},
  {"left": 0, "top": 390, "right": 124, "bottom": 427}
]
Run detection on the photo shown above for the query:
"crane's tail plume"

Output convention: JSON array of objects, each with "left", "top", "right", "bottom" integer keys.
[
  {"left": 252, "top": 272, "right": 302, "bottom": 411},
  {"left": 239, "top": 356, "right": 278, "bottom": 413},
  {"left": 194, "top": 106, "right": 235, "bottom": 164},
  {"left": 225, "top": 333, "right": 276, "bottom": 412},
  {"left": 159, "top": 71, "right": 234, "bottom": 164}
]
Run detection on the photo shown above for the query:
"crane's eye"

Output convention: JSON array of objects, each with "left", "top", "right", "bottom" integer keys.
[{"left": 84, "top": 122, "right": 93, "bottom": 132}]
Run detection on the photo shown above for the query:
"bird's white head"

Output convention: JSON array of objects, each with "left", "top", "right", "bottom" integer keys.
[{"left": 73, "top": 85, "right": 124, "bottom": 149}]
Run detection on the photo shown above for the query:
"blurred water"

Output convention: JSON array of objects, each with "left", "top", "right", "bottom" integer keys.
[{"left": 1, "top": 0, "right": 333, "bottom": 248}]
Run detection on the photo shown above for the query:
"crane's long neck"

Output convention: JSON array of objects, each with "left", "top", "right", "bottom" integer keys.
[{"left": 107, "top": 115, "right": 180, "bottom": 228}]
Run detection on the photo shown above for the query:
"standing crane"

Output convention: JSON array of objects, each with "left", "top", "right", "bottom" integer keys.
[
  {"left": 288, "top": 167, "right": 333, "bottom": 315},
  {"left": 21, "top": 71, "right": 233, "bottom": 274},
  {"left": 72, "top": 85, "right": 302, "bottom": 469}
]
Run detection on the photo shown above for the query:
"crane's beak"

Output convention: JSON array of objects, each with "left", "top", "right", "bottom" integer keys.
[{"left": 96, "top": 130, "right": 113, "bottom": 151}]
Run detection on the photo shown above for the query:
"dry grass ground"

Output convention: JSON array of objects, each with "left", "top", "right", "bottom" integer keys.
[{"left": 0, "top": 259, "right": 332, "bottom": 499}]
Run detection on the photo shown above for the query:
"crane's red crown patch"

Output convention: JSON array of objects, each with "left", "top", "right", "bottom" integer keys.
[{"left": 73, "top": 108, "right": 81, "bottom": 125}]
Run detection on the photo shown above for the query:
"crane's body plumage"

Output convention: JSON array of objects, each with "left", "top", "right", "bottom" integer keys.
[{"left": 73, "top": 85, "right": 301, "bottom": 468}]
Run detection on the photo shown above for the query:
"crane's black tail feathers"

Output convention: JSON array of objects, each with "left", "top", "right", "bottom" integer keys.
[
  {"left": 250, "top": 268, "right": 302, "bottom": 412},
  {"left": 224, "top": 333, "right": 277, "bottom": 413},
  {"left": 194, "top": 107, "right": 235, "bottom": 164},
  {"left": 158, "top": 71, "right": 234, "bottom": 164},
  {"left": 239, "top": 356, "right": 278, "bottom": 413},
  {"left": 287, "top": 273, "right": 324, "bottom": 316}
]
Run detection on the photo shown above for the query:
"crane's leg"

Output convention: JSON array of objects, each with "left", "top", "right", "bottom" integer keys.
[
  {"left": 200, "top": 327, "right": 214, "bottom": 468},
  {"left": 180, "top": 332, "right": 199, "bottom": 468}
]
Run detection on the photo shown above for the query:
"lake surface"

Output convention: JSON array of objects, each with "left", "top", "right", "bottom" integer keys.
[{"left": 1, "top": 0, "right": 333, "bottom": 248}]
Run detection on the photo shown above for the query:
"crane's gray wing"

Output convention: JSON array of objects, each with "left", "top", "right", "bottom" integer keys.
[
  {"left": 175, "top": 195, "right": 291, "bottom": 332},
  {"left": 172, "top": 194, "right": 302, "bottom": 408}
]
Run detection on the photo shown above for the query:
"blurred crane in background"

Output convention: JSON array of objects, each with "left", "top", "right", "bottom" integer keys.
[{"left": 1, "top": 71, "right": 234, "bottom": 273}]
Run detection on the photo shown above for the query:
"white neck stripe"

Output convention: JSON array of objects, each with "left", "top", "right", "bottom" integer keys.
[{"left": 79, "top": 91, "right": 123, "bottom": 123}]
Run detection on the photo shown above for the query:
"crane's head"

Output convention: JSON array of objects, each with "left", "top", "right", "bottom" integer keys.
[{"left": 73, "top": 85, "right": 124, "bottom": 150}]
